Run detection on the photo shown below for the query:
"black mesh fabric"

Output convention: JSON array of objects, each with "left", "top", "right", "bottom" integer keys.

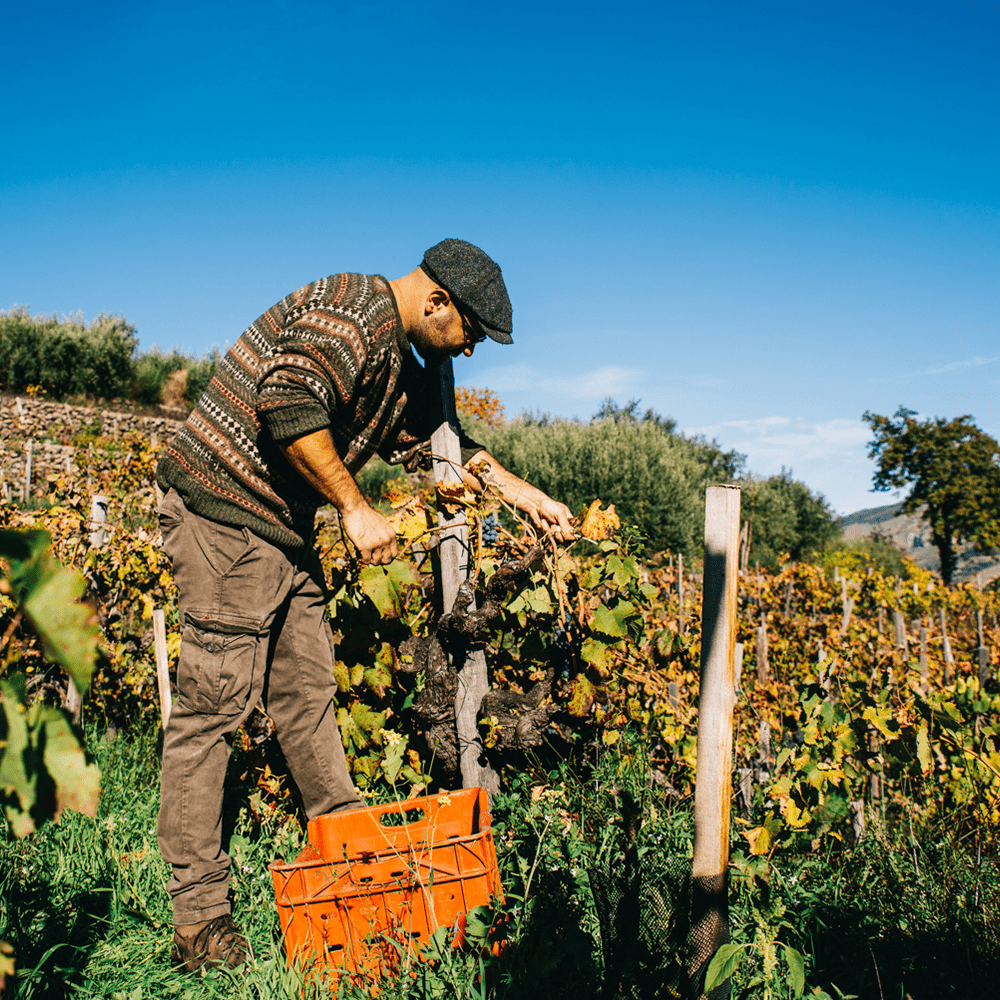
[
  {"left": 589, "top": 855, "right": 731, "bottom": 999},
  {"left": 588, "top": 852, "right": 692, "bottom": 998},
  {"left": 689, "top": 873, "right": 731, "bottom": 1000}
]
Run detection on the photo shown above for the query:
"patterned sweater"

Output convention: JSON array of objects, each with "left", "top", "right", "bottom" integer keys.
[{"left": 157, "top": 273, "right": 481, "bottom": 548}]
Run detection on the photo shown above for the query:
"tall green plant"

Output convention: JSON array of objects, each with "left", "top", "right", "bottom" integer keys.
[
  {"left": 740, "top": 472, "right": 841, "bottom": 568},
  {"left": 863, "top": 406, "right": 1000, "bottom": 584},
  {"left": 0, "top": 307, "right": 137, "bottom": 399},
  {"left": 485, "top": 420, "right": 707, "bottom": 555}
]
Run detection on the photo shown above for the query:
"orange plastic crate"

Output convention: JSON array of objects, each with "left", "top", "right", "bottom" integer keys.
[{"left": 270, "top": 788, "right": 502, "bottom": 980}]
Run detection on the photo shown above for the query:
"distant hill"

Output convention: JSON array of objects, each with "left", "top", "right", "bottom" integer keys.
[{"left": 838, "top": 501, "right": 1000, "bottom": 585}]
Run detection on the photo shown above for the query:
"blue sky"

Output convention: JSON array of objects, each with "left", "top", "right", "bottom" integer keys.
[{"left": 2, "top": 0, "right": 997, "bottom": 515}]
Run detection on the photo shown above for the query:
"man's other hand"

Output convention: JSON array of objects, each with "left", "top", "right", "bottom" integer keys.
[
  {"left": 524, "top": 494, "right": 576, "bottom": 543},
  {"left": 341, "top": 502, "right": 398, "bottom": 565}
]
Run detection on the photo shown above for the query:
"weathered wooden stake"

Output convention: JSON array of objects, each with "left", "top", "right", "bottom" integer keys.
[
  {"left": 850, "top": 800, "right": 866, "bottom": 844},
  {"left": 668, "top": 681, "right": 680, "bottom": 713},
  {"left": 65, "top": 675, "right": 81, "bottom": 719},
  {"left": 940, "top": 607, "right": 954, "bottom": 685},
  {"left": 838, "top": 577, "right": 855, "bottom": 637},
  {"left": 755, "top": 621, "right": 769, "bottom": 687},
  {"left": 689, "top": 484, "right": 740, "bottom": 999},
  {"left": 153, "top": 608, "right": 172, "bottom": 729},
  {"left": 677, "top": 552, "right": 685, "bottom": 632},
  {"left": 88, "top": 495, "right": 109, "bottom": 547},
  {"left": 23, "top": 439, "right": 33, "bottom": 500},
  {"left": 977, "top": 610, "right": 990, "bottom": 686},
  {"left": 430, "top": 358, "right": 498, "bottom": 797},
  {"left": 919, "top": 622, "right": 929, "bottom": 686},
  {"left": 893, "top": 609, "right": 908, "bottom": 655},
  {"left": 733, "top": 641, "right": 744, "bottom": 695},
  {"left": 869, "top": 730, "right": 882, "bottom": 802}
]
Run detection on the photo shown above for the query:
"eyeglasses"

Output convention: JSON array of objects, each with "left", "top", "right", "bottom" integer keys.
[{"left": 458, "top": 308, "right": 488, "bottom": 347}]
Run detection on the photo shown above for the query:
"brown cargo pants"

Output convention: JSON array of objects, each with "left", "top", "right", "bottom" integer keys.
[{"left": 157, "top": 488, "right": 359, "bottom": 924}]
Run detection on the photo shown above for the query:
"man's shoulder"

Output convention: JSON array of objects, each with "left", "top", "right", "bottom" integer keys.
[{"left": 276, "top": 273, "right": 393, "bottom": 326}]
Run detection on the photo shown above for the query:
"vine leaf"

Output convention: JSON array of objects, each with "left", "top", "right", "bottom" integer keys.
[
  {"left": 0, "top": 681, "right": 100, "bottom": 834},
  {"left": 0, "top": 529, "right": 101, "bottom": 692},
  {"left": 593, "top": 600, "right": 636, "bottom": 639},
  {"left": 580, "top": 500, "right": 620, "bottom": 541},
  {"left": 359, "top": 562, "right": 418, "bottom": 619}
]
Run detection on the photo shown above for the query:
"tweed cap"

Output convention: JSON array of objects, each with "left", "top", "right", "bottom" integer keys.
[{"left": 420, "top": 238, "right": 513, "bottom": 344}]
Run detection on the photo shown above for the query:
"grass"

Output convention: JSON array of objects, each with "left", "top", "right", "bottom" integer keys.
[{"left": 1, "top": 726, "right": 998, "bottom": 999}]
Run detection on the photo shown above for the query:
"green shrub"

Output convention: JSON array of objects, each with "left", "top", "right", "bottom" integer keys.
[
  {"left": 0, "top": 307, "right": 138, "bottom": 399},
  {"left": 475, "top": 399, "right": 746, "bottom": 556},
  {"left": 740, "top": 471, "right": 841, "bottom": 568},
  {"left": 484, "top": 418, "right": 705, "bottom": 554},
  {"left": 826, "top": 532, "right": 909, "bottom": 577},
  {"left": 183, "top": 348, "right": 221, "bottom": 406},
  {"left": 131, "top": 348, "right": 187, "bottom": 406}
]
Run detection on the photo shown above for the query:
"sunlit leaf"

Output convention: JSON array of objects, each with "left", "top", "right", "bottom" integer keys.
[{"left": 579, "top": 500, "right": 620, "bottom": 541}]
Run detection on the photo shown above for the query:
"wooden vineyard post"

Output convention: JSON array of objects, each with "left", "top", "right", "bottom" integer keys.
[
  {"left": 24, "top": 439, "right": 34, "bottom": 501},
  {"left": 677, "top": 552, "right": 685, "bottom": 633},
  {"left": 940, "top": 607, "right": 954, "bottom": 685},
  {"left": 893, "top": 609, "right": 908, "bottom": 657},
  {"left": 977, "top": 610, "right": 990, "bottom": 687},
  {"left": 919, "top": 621, "right": 929, "bottom": 688},
  {"left": 429, "top": 358, "right": 498, "bottom": 797},
  {"left": 755, "top": 619, "right": 769, "bottom": 687},
  {"left": 153, "top": 608, "right": 172, "bottom": 729},
  {"left": 88, "top": 495, "right": 109, "bottom": 548},
  {"left": 689, "top": 484, "right": 740, "bottom": 1000},
  {"left": 838, "top": 577, "right": 855, "bottom": 637}
]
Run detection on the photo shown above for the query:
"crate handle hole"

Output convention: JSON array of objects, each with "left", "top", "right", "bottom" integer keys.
[
  {"left": 359, "top": 876, "right": 374, "bottom": 884},
  {"left": 379, "top": 807, "right": 425, "bottom": 827},
  {"left": 390, "top": 869, "right": 407, "bottom": 878}
]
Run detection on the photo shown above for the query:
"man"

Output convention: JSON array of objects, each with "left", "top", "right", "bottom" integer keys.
[{"left": 155, "top": 239, "right": 575, "bottom": 972}]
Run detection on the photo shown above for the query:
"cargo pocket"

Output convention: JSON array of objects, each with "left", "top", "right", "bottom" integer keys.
[{"left": 176, "top": 622, "right": 258, "bottom": 716}]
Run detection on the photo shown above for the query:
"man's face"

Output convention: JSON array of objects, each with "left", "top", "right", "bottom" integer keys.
[{"left": 410, "top": 292, "right": 487, "bottom": 361}]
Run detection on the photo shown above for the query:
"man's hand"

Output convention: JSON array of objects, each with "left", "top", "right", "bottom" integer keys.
[
  {"left": 340, "top": 500, "right": 398, "bottom": 565},
  {"left": 462, "top": 451, "right": 576, "bottom": 543},
  {"left": 522, "top": 492, "right": 576, "bottom": 543},
  {"left": 279, "top": 429, "right": 398, "bottom": 565}
]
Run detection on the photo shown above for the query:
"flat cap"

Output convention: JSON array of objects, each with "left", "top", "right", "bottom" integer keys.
[{"left": 420, "top": 238, "right": 513, "bottom": 344}]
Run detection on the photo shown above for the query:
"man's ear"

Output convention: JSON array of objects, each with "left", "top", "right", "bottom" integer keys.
[{"left": 423, "top": 287, "right": 451, "bottom": 316}]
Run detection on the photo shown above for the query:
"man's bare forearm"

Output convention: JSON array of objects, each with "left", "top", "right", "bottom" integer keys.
[
  {"left": 461, "top": 449, "right": 576, "bottom": 542},
  {"left": 279, "top": 429, "right": 397, "bottom": 564},
  {"left": 280, "top": 428, "right": 365, "bottom": 513}
]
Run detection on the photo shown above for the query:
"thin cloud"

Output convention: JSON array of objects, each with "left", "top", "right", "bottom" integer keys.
[
  {"left": 470, "top": 363, "right": 644, "bottom": 400},
  {"left": 691, "top": 416, "right": 871, "bottom": 465},
  {"left": 918, "top": 355, "right": 997, "bottom": 376}
]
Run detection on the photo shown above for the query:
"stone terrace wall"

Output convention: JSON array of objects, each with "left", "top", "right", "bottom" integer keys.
[{"left": 0, "top": 395, "right": 183, "bottom": 500}]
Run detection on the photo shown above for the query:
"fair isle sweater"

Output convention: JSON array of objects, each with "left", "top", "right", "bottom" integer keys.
[{"left": 157, "top": 273, "right": 481, "bottom": 548}]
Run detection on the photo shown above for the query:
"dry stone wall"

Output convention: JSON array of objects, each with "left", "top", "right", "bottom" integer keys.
[{"left": 0, "top": 394, "right": 183, "bottom": 500}]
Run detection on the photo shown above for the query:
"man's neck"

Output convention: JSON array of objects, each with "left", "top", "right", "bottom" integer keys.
[{"left": 388, "top": 268, "right": 435, "bottom": 336}]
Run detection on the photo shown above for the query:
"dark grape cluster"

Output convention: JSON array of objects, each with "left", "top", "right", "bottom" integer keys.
[{"left": 481, "top": 512, "right": 499, "bottom": 546}]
